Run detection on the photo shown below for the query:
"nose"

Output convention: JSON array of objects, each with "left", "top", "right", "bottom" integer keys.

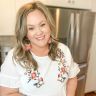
[{"left": 36, "top": 26, "right": 43, "bottom": 35}]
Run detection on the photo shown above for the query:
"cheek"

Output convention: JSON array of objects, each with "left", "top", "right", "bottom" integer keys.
[
  {"left": 46, "top": 26, "right": 51, "bottom": 35},
  {"left": 45, "top": 29, "right": 51, "bottom": 39},
  {"left": 46, "top": 32, "right": 51, "bottom": 43},
  {"left": 48, "top": 32, "right": 51, "bottom": 38},
  {"left": 27, "top": 32, "right": 34, "bottom": 40}
]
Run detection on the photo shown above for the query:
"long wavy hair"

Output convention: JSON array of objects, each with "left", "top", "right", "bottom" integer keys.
[{"left": 13, "top": 1, "right": 58, "bottom": 70}]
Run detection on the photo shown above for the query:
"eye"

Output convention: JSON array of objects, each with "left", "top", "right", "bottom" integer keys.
[
  {"left": 41, "top": 23, "right": 46, "bottom": 27},
  {"left": 28, "top": 27, "right": 34, "bottom": 31}
]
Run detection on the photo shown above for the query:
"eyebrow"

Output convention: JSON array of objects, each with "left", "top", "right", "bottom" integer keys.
[
  {"left": 27, "top": 25, "right": 34, "bottom": 27},
  {"left": 27, "top": 20, "right": 47, "bottom": 27}
]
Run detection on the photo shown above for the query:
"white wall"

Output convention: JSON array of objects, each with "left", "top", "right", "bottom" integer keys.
[{"left": 85, "top": 14, "right": 96, "bottom": 93}]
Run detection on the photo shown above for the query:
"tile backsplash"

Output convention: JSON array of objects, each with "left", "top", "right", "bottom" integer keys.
[
  {"left": 0, "top": 36, "right": 17, "bottom": 66},
  {"left": 0, "top": 36, "right": 16, "bottom": 47}
]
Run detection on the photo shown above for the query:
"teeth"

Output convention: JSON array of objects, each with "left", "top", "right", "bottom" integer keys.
[{"left": 36, "top": 36, "right": 45, "bottom": 40}]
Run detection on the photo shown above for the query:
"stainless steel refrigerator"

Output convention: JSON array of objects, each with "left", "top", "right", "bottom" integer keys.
[{"left": 48, "top": 6, "right": 95, "bottom": 96}]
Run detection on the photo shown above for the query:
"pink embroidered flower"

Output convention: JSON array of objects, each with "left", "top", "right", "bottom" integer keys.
[
  {"left": 39, "top": 77, "right": 43, "bottom": 81},
  {"left": 58, "top": 73, "right": 61, "bottom": 78},
  {"left": 31, "top": 72, "right": 36, "bottom": 79},
  {"left": 61, "top": 67, "right": 65, "bottom": 73}
]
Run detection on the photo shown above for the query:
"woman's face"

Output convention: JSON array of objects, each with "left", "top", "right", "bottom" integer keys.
[{"left": 27, "top": 9, "right": 51, "bottom": 48}]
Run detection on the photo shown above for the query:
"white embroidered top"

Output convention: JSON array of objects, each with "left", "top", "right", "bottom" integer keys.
[{"left": 0, "top": 43, "right": 80, "bottom": 96}]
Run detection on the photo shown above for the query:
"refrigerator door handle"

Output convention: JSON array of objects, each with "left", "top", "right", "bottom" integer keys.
[
  {"left": 75, "top": 13, "right": 80, "bottom": 51},
  {"left": 78, "top": 75, "right": 86, "bottom": 81},
  {"left": 69, "top": 13, "right": 75, "bottom": 54},
  {"left": 74, "top": 13, "right": 80, "bottom": 57}
]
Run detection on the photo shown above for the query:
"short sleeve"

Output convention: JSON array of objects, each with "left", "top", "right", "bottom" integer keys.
[
  {"left": 65, "top": 45, "right": 80, "bottom": 78},
  {"left": 0, "top": 49, "right": 20, "bottom": 88},
  {"left": 68, "top": 62, "right": 80, "bottom": 78},
  {"left": 58, "top": 43, "right": 80, "bottom": 78}
]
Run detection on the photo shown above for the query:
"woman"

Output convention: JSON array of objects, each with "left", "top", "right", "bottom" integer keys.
[{"left": 0, "top": 1, "right": 80, "bottom": 96}]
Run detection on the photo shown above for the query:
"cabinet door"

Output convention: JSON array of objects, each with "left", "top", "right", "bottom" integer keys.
[
  {"left": 35, "top": 0, "right": 74, "bottom": 8},
  {"left": 91, "top": 0, "right": 96, "bottom": 12},
  {"left": 36, "top": 0, "right": 91, "bottom": 10},
  {"left": 0, "top": 0, "right": 15, "bottom": 35},
  {"left": 16, "top": 0, "right": 34, "bottom": 12},
  {"left": 74, "top": 0, "right": 91, "bottom": 10}
]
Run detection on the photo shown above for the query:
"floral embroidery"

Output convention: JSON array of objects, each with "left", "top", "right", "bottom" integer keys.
[
  {"left": 24, "top": 69, "right": 44, "bottom": 88},
  {"left": 56, "top": 48, "right": 69, "bottom": 82},
  {"left": 24, "top": 48, "right": 69, "bottom": 88}
]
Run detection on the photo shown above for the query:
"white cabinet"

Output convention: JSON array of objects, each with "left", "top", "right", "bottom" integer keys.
[
  {"left": 35, "top": 0, "right": 74, "bottom": 8},
  {"left": 37, "top": 0, "right": 91, "bottom": 10},
  {"left": 0, "top": 0, "right": 34, "bottom": 35},
  {"left": 0, "top": 0, "right": 16, "bottom": 35},
  {"left": 74, "top": 0, "right": 91, "bottom": 10},
  {"left": 91, "top": 0, "right": 96, "bottom": 12}
]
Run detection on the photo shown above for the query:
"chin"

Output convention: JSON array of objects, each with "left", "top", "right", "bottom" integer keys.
[{"left": 37, "top": 43, "right": 49, "bottom": 48}]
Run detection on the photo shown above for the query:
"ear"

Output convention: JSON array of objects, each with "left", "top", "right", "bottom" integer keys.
[{"left": 48, "top": 37, "right": 52, "bottom": 44}]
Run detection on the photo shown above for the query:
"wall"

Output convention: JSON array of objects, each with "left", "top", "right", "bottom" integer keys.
[{"left": 85, "top": 14, "right": 96, "bottom": 93}]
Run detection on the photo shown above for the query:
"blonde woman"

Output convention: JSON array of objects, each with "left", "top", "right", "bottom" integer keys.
[{"left": 0, "top": 1, "right": 80, "bottom": 96}]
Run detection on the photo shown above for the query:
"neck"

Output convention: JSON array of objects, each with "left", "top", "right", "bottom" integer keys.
[{"left": 30, "top": 45, "right": 49, "bottom": 56}]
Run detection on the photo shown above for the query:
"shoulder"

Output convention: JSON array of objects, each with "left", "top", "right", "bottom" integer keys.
[
  {"left": 5, "top": 48, "right": 15, "bottom": 58},
  {"left": 7, "top": 48, "right": 15, "bottom": 55},
  {"left": 0, "top": 48, "right": 21, "bottom": 88},
  {"left": 57, "top": 42, "right": 70, "bottom": 53},
  {"left": 57, "top": 42, "right": 72, "bottom": 60},
  {"left": 58, "top": 42, "right": 68, "bottom": 49},
  {"left": 1, "top": 48, "right": 15, "bottom": 66}
]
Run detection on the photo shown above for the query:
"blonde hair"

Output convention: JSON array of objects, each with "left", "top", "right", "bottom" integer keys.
[{"left": 13, "top": 1, "right": 58, "bottom": 70}]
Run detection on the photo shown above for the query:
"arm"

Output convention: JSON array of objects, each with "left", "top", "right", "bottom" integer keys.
[
  {"left": 66, "top": 77, "right": 78, "bottom": 96},
  {"left": 0, "top": 86, "right": 22, "bottom": 96}
]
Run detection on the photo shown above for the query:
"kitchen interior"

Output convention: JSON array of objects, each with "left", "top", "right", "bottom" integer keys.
[{"left": 0, "top": 0, "right": 96, "bottom": 96}]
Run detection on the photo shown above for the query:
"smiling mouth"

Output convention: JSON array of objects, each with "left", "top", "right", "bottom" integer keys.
[{"left": 36, "top": 35, "right": 45, "bottom": 40}]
